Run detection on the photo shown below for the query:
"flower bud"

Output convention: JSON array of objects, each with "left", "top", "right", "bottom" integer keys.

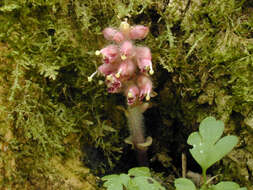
[
  {"left": 103, "top": 27, "right": 125, "bottom": 43},
  {"left": 137, "top": 74, "right": 153, "bottom": 101},
  {"left": 103, "top": 28, "right": 117, "bottom": 40},
  {"left": 125, "top": 84, "right": 140, "bottom": 105},
  {"left": 100, "top": 45, "right": 119, "bottom": 64},
  {"left": 136, "top": 47, "right": 151, "bottom": 60},
  {"left": 120, "top": 41, "right": 134, "bottom": 59},
  {"left": 98, "top": 63, "right": 118, "bottom": 76},
  {"left": 115, "top": 59, "right": 136, "bottom": 80},
  {"left": 130, "top": 25, "right": 149, "bottom": 40},
  {"left": 135, "top": 47, "right": 153, "bottom": 74},
  {"left": 106, "top": 74, "right": 122, "bottom": 93}
]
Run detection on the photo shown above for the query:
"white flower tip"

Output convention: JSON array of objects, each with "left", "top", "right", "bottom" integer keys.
[
  {"left": 95, "top": 50, "right": 101, "bottom": 56},
  {"left": 115, "top": 73, "right": 120, "bottom": 78},
  {"left": 149, "top": 69, "right": 154, "bottom": 75},
  {"left": 145, "top": 94, "right": 150, "bottom": 101},
  {"left": 121, "top": 55, "right": 127, "bottom": 60},
  {"left": 128, "top": 92, "right": 133, "bottom": 98},
  {"left": 88, "top": 76, "right": 92, "bottom": 82},
  {"left": 106, "top": 74, "right": 113, "bottom": 81},
  {"left": 98, "top": 80, "right": 104, "bottom": 85}
]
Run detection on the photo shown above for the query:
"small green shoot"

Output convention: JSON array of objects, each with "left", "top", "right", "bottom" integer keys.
[
  {"left": 102, "top": 167, "right": 165, "bottom": 190},
  {"left": 175, "top": 116, "right": 247, "bottom": 190}
]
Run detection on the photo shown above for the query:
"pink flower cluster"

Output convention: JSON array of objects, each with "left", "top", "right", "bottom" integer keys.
[{"left": 89, "top": 21, "right": 154, "bottom": 105}]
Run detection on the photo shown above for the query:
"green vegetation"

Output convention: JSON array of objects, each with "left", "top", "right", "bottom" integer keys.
[
  {"left": 102, "top": 167, "right": 165, "bottom": 190},
  {"left": 102, "top": 117, "right": 246, "bottom": 190},
  {"left": 0, "top": 0, "right": 252, "bottom": 189},
  {"left": 175, "top": 116, "right": 247, "bottom": 190}
]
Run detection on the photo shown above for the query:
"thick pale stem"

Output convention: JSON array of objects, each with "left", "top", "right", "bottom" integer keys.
[{"left": 127, "top": 105, "right": 148, "bottom": 166}]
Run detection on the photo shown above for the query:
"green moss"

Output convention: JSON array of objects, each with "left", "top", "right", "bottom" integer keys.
[{"left": 0, "top": 0, "right": 252, "bottom": 189}]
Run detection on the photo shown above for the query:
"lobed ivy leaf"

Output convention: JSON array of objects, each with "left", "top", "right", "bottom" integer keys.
[
  {"left": 210, "top": 181, "right": 247, "bottom": 190},
  {"left": 187, "top": 117, "right": 238, "bottom": 171},
  {"left": 174, "top": 178, "right": 196, "bottom": 190}
]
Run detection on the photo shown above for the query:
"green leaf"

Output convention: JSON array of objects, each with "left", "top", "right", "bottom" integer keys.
[
  {"left": 174, "top": 178, "right": 196, "bottom": 190},
  {"left": 128, "top": 176, "right": 165, "bottom": 190},
  {"left": 199, "top": 117, "right": 224, "bottom": 145},
  {"left": 119, "top": 174, "right": 130, "bottom": 187},
  {"left": 102, "top": 174, "right": 119, "bottom": 181},
  {"left": 128, "top": 167, "right": 151, "bottom": 177},
  {"left": 103, "top": 181, "right": 123, "bottom": 190},
  {"left": 187, "top": 116, "right": 238, "bottom": 171},
  {"left": 210, "top": 181, "right": 247, "bottom": 190},
  {"left": 102, "top": 174, "right": 130, "bottom": 190}
]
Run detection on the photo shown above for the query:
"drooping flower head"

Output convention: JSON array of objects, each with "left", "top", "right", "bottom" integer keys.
[{"left": 90, "top": 21, "right": 154, "bottom": 105}]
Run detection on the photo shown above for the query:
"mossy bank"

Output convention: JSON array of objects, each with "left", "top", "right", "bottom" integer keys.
[{"left": 0, "top": 0, "right": 252, "bottom": 189}]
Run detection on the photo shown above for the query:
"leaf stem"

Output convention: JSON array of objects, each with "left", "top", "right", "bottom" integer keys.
[{"left": 202, "top": 168, "right": 207, "bottom": 190}]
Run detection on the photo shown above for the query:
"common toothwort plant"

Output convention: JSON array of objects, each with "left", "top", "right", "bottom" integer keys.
[{"left": 89, "top": 21, "right": 154, "bottom": 165}]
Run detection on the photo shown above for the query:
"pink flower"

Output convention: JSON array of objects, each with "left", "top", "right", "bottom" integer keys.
[
  {"left": 135, "top": 46, "right": 151, "bottom": 60},
  {"left": 100, "top": 45, "right": 119, "bottom": 64},
  {"left": 113, "top": 32, "right": 125, "bottom": 43},
  {"left": 130, "top": 25, "right": 149, "bottom": 40},
  {"left": 115, "top": 59, "right": 136, "bottom": 80},
  {"left": 105, "top": 74, "right": 122, "bottom": 93},
  {"left": 103, "top": 28, "right": 124, "bottom": 43},
  {"left": 137, "top": 74, "right": 153, "bottom": 101},
  {"left": 135, "top": 47, "right": 153, "bottom": 74},
  {"left": 98, "top": 63, "right": 118, "bottom": 76},
  {"left": 120, "top": 41, "right": 134, "bottom": 60},
  {"left": 125, "top": 84, "right": 140, "bottom": 105}
]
